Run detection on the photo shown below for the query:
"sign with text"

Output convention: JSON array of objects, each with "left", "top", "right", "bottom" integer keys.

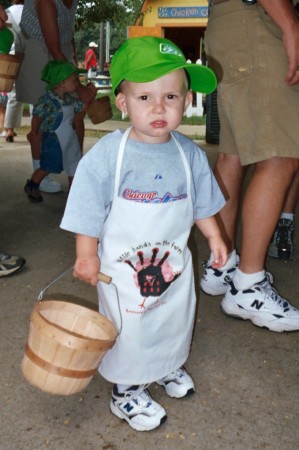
[{"left": 158, "top": 7, "right": 208, "bottom": 19}]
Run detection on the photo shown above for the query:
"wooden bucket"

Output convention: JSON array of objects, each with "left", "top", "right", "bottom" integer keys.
[
  {"left": 22, "top": 300, "right": 118, "bottom": 395},
  {"left": 0, "top": 53, "right": 22, "bottom": 92},
  {"left": 87, "top": 95, "right": 113, "bottom": 124}
]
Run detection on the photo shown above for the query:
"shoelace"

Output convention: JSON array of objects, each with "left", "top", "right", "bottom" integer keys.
[
  {"left": 259, "top": 279, "right": 290, "bottom": 310},
  {"left": 115, "top": 384, "right": 151, "bottom": 406}
]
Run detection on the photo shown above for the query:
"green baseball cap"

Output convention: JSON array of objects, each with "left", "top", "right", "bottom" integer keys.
[
  {"left": 41, "top": 60, "right": 87, "bottom": 89},
  {"left": 110, "top": 36, "right": 217, "bottom": 95}
]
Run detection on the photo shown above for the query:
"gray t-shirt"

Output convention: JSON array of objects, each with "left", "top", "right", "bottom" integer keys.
[{"left": 60, "top": 129, "right": 225, "bottom": 238}]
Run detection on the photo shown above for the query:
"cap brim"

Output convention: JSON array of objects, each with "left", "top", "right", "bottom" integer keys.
[{"left": 118, "top": 62, "right": 216, "bottom": 94}]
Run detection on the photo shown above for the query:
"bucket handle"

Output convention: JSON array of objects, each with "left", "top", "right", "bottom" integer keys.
[{"left": 37, "top": 266, "right": 112, "bottom": 300}]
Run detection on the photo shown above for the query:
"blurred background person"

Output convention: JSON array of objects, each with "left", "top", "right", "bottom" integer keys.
[
  {"left": 4, "top": 0, "right": 24, "bottom": 143},
  {"left": 15, "top": 0, "right": 95, "bottom": 193},
  {"left": 0, "top": 1, "right": 26, "bottom": 276},
  {"left": 84, "top": 41, "right": 98, "bottom": 79}
]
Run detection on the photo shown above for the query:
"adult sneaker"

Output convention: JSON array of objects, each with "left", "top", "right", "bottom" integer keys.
[
  {"left": 0, "top": 252, "right": 26, "bottom": 277},
  {"left": 268, "top": 218, "right": 294, "bottom": 260},
  {"left": 110, "top": 384, "right": 167, "bottom": 431},
  {"left": 39, "top": 175, "right": 62, "bottom": 193},
  {"left": 200, "top": 256, "right": 239, "bottom": 296},
  {"left": 221, "top": 276, "right": 299, "bottom": 332},
  {"left": 156, "top": 367, "right": 195, "bottom": 398}
]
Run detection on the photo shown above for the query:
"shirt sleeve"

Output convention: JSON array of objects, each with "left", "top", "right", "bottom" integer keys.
[
  {"left": 60, "top": 133, "right": 119, "bottom": 237},
  {"left": 188, "top": 140, "right": 226, "bottom": 220}
]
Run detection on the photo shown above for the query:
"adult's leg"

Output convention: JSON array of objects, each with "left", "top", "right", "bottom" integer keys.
[
  {"left": 4, "top": 87, "right": 24, "bottom": 141},
  {"left": 213, "top": 152, "right": 246, "bottom": 252},
  {"left": 282, "top": 168, "right": 299, "bottom": 213},
  {"left": 239, "top": 157, "right": 299, "bottom": 273}
]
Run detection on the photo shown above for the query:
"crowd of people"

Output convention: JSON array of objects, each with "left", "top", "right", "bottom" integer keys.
[{"left": 0, "top": 0, "right": 299, "bottom": 435}]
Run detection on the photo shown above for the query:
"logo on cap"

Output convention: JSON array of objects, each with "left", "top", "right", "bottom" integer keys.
[{"left": 160, "top": 43, "right": 183, "bottom": 58}]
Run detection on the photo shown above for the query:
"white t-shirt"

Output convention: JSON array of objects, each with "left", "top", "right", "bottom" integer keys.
[{"left": 61, "top": 129, "right": 225, "bottom": 238}]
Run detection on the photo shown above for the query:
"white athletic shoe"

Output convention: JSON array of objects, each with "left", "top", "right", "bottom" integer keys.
[
  {"left": 200, "top": 258, "right": 239, "bottom": 296},
  {"left": 156, "top": 367, "right": 195, "bottom": 398},
  {"left": 110, "top": 384, "right": 167, "bottom": 431},
  {"left": 39, "top": 175, "right": 62, "bottom": 193},
  {"left": 221, "top": 276, "right": 299, "bottom": 332}
]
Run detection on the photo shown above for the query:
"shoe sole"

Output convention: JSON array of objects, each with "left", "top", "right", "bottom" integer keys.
[
  {"left": 200, "top": 281, "right": 227, "bottom": 296},
  {"left": 39, "top": 187, "right": 63, "bottom": 193},
  {"left": 110, "top": 400, "right": 167, "bottom": 432},
  {"left": 220, "top": 302, "right": 299, "bottom": 333}
]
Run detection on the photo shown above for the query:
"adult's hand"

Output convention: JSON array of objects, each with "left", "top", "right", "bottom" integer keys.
[
  {"left": 258, "top": 0, "right": 299, "bottom": 86},
  {"left": 283, "top": 23, "right": 299, "bottom": 86}
]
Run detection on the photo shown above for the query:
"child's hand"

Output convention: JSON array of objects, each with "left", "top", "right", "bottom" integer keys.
[
  {"left": 73, "top": 255, "right": 101, "bottom": 286},
  {"left": 208, "top": 236, "right": 228, "bottom": 269}
]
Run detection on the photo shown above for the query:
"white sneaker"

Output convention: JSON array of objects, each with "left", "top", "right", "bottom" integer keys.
[
  {"left": 221, "top": 276, "right": 299, "bottom": 332},
  {"left": 156, "top": 367, "right": 195, "bottom": 398},
  {"left": 200, "top": 258, "right": 239, "bottom": 296},
  {"left": 110, "top": 385, "right": 167, "bottom": 431},
  {"left": 39, "top": 175, "right": 62, "bottom": 193}
]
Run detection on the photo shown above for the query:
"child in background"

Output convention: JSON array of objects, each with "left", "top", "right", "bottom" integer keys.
[
  {"left": 24, "top": 61, "right": 87, "bottom": 202},
  {"left": 60, "top": 36, "right": 227, "bottom": 432}
]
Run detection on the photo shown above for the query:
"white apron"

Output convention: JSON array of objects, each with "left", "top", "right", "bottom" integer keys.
[
  {"left": 53, "top": 103, "right": 81, "bottom": 177},
  {"left": 97, "top": 127, "right": 196, "bottom": 385}
]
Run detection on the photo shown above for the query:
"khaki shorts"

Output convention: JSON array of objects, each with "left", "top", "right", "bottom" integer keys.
[{"left": 205, "top": 0, "right": 299, "bottom": 165}]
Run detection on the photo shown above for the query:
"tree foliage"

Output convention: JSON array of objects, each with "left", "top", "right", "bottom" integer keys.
[
  {"left": 75, "top": 0, "right": 143, "bottom": 62},
  {"left": 75, "top": 0, "right": 143, "bottom": 30}
]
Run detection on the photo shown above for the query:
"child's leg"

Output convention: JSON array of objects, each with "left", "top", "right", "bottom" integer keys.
[
  {"left": 31, "top": 168, "right": 49, "bottom": 185},
  {"left": 27, "top": 130, "right": 42, "bottom": 162},
  {"left": 24, "top": 169, "right": 50, "bottom": 203}
]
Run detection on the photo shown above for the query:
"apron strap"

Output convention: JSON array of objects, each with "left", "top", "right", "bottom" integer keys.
[
  {"left": 170, "top": 132, "right": 192, "bottom": 199},
  {"left": 114, "top": 126, "right": 132, "bottom": 198}
]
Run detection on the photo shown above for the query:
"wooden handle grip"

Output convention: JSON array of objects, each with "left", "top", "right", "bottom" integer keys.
[{"left": 97, "top": 272, "right": 112, "bottom": 284}]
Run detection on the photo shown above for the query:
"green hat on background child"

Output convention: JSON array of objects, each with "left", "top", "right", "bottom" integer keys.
[
  {"left": 41, "top": 61, "right": 87, "bottom": 89},
  {"left": 110, "top": 36, "right": 217, "bottom": 95}
]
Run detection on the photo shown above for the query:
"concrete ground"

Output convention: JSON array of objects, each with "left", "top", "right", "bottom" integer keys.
[{"left": 0, "top": 121, "right": 298, "bottom": 450}]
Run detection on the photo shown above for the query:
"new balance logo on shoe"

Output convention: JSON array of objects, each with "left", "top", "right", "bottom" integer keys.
[
  {"left": 250, "top": 300, "right": 264, "bottom": 310},
  {"left": 123, "top": 402, "right": 134, "bottom": 413}
]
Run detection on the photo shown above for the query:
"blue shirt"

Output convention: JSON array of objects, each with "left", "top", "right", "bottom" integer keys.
[{"left": 32, "top": 90, "right": 83, "bottom": 132}]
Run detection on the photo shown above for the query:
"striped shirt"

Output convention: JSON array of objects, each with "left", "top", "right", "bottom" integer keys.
[{"left": 20, "top": 0, "right": 78, "bottom": 43}]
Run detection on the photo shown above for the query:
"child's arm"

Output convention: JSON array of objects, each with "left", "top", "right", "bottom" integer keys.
[
  {"left": 195, "top": 216, "right": 227, "bottom": 268},
  {"left": 27, "top": 116, "right": 43, "bottom": 160},
  {"left": 73, "top": 234, "right": 100, "bottom": 286}
]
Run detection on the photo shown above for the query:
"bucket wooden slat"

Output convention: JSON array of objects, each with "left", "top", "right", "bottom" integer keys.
[
  {"left": 22, "top": 300, "right": 117, "bottom": 395},
  {"left": 0, "top": 53, "right": 22, "bottom": 92}
]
